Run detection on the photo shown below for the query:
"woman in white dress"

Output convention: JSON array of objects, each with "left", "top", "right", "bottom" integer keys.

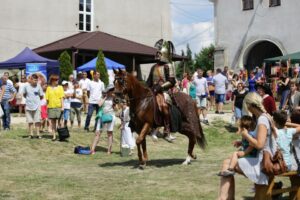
[
  {"left": 218, "top": 92, "right": 277, "bottom": 200},
  {"left": 91, "top": 85, "right": 116, "bottom": 155},
  {"left": 119, "top": 100, "right": 135, "bottom": 154}
]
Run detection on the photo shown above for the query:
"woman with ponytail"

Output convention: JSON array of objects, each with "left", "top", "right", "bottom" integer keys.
[{"left": 218, "top": 92, "right": 277, "bottom": 200}]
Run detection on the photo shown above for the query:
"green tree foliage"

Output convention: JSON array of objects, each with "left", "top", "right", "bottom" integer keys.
[
  {"left": 175, "top": 44, "right": 194, "bottom": 79},
  {"left": 58, "top": 51, "right": 73, "bottom": 81},
  {"left": 194, "top": 44, "right": 215, "bottom": 72},
  {"left": 176, "top": 50, "right": 185, "bottom": 78},
  {"left": 96, "top": 49, "right": 109, "bottom": 86},
  {"left": 186, "top": 44, "right": 194, "bottom": 73}
]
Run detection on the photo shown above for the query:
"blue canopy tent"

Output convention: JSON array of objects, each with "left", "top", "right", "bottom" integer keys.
[
  {"left": 76, "top": 57, "right": 125, "bottom": 72},
  {"left": 0, "top": 47, "right": 59, "bottom": 76}
]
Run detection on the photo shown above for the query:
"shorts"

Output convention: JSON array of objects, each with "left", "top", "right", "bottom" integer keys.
[
  {"left": 215, "top": 94, "right": 225, "bottom": 104},
  {"left": 48, "top": 108, "right": 62, "bottom": 119},
  {"left": 234, "top": 107, "right": 242, "bottom": 119},
  {"left": 26, "top": 109, "right": 41, "bottom": 123},
  {"left": 41, "top": 105, "right": 48, "bottom": 120},
  {"left": 63, "top": 109, "right": 70, "bottom": 120},
  {"left": 96, "top": 115, "right": 116, "bottom": 132},
  {"left": 196, "top": 96, "right": 207, "bottom": 108},
  {"left": 209, "top": 91, "right": 215, "bottom": 96}
]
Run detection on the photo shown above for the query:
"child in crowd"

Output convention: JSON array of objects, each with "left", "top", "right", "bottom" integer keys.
[
  {"left": 119, "top": 99, "right": 135, "bottom": 155},
  {"left": 273, "top": 110, "right": 300, "bottom": 171},
  {"left": 218, "top": 115, "right": 257, "bottom": 176},
  {"left": 40, "top": 83, "right": 51, "bottom": 133},
  {"left": 62, "top": 81, "right": 72, "bottom": 127}
]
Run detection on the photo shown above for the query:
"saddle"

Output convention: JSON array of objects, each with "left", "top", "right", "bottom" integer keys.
[{"left": 153, "top": 92, "right": 182, "bottom": 132}]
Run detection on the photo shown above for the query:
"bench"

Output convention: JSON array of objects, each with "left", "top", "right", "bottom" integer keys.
[{"left": 255, "top": 171, "right": 300, "bottom": 200}]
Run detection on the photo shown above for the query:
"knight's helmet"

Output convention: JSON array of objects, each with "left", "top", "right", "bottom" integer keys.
[{"left": 154, "top": 39, "right": 175, "bottom": 64}]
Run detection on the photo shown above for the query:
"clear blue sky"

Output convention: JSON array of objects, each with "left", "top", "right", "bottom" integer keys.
[{"left": 171, "top": 0, "right": 214, "bottom": 55}]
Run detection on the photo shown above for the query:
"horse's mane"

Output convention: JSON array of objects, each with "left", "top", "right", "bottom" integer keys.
[{"left": 126, "top": 73, "right": 152, "bottom": 96}]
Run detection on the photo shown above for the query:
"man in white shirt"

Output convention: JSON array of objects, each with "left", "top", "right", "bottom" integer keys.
[
  {"left": 193, "top": 69, "right": 210, "bottom": 125},
  {"left": 84, "top": 71, "right": 105, "bottom": 131},
  {"left": 79, "top": 71, "right": 91, "bottom": 113},
  {"left": 68, "top": 74, "right": 74, "bottom": 90},
  {"left": 213, "top": 68, "right": 228, "bottom": 114}
]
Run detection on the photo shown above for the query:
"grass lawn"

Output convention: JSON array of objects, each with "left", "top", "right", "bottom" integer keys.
[{"left": 0, "top": 118, "right": 288, "bottom": 200}]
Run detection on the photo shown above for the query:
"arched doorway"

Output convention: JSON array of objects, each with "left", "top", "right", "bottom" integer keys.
[{"left": 245, "top": 41, "right": 283, "bottom": 72}]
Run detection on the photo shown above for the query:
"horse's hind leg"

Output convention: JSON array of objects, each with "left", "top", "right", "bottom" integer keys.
[
  {"left": 142, "top": 138, "right": 148, "bottom": 161},
  {"left": 182, "top": 133, "right": 197, "bottom": 165}
]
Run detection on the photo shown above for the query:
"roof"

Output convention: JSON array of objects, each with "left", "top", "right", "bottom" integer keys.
[
  {"left": 0, "top": 47, "right": 59, "bottom": 69},
  {"left": 34, "top": 31, "right": 186, "bottom": 61},
  {"left": 264, "top": 51, "right": 300, "bottom": 64}
]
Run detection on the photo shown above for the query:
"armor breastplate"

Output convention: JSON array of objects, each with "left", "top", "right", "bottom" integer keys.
[{"left": 153, "top": 64, "right": 166, "bottom": 85}]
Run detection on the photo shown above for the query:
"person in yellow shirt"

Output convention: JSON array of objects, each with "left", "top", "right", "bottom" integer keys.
[{"left": 45, "top": 74, "right": 64, "bottom": 141}]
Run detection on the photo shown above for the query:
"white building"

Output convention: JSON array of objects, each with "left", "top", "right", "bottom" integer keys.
[
  {"left": 0, "top": 0, "right": 172, "bottom": 62},
  {"left": 210, "top": 0, "right": 300, "bottom": 72}
]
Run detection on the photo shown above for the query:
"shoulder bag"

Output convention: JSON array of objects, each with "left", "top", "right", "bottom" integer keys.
[
  {"left": 57, "top": 112, "right": 70, "bottom": 141},
  {"left": 261, "top": 115, "right": 287, "bottom": 176}
]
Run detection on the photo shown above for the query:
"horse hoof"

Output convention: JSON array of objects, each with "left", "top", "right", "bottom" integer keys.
[
  {"left": 182, "top": 161, "right": 191, "bottom": 165},
  {"left": 139, "top": 164, "right": 146, "bottom": 170}
]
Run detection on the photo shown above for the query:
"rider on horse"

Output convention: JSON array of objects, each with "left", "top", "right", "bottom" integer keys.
[{"left": 146, "top": 39, "right": 176, "bottom": 142}]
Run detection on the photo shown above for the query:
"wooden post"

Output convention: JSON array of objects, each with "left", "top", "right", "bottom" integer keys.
[{"left": 132, "top": 56, "right": 136, "bottom": 72}]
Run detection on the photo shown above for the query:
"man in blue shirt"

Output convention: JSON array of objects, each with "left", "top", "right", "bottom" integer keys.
[{"left": 0, "top": 74, "right": 17, "bottom": 130}]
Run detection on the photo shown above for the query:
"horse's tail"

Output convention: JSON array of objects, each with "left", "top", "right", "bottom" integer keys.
[{"left": 194, "top": 102, "right": 207, "bottom": 150}]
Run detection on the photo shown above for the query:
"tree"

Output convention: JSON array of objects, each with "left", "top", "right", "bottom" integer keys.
[
  {"left": 186, "top": 43, "right": 194, "bottom": 73},
  {"left": 175, "top": 44, "right": 194, "bottom": 79},
  {"left": 95, "top": 49, "right": 109, "bottom": 86},
  {"left": 175, "top": 50, "right": 185, "bottom": 78},
  {"left": 194, "top": 44, "right": 215, "bottom": 73},
  {"left": 58, "top": 51, "right": 73, "bottom": 81}
]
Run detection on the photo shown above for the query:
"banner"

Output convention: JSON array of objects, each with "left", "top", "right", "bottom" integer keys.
[{"left": 26, "top": 63, "right": 47, "bottom": 85}]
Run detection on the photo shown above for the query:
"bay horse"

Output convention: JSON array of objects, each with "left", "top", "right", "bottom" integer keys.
[{"left": 114, "top": 70, "right": 206, "bottom": 168}]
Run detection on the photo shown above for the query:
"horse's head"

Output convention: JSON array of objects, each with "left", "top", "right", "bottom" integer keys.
[{"left": 113, "top": 69, "right": 128, "bottom": 99}]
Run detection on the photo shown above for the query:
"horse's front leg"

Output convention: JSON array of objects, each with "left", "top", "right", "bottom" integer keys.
[
  {"left": 136, "top": 123, "right": 150, "bottom": 167},
  {"left": 136, "top": 123, "right": 150, "bottom": 144}
]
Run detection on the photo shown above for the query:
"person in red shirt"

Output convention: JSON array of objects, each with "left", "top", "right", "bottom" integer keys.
[{"left": 256, "top": 84, "right": 276, "bottom": 116}]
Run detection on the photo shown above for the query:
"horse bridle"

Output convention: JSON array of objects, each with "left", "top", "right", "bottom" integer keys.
[{"left": 114, "top": 75, "right": 153, "bottom": 101}]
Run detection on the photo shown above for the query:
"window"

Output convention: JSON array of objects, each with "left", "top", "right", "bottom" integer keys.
[
  {"left": 270, "top": 0, "right": 281, "bottom": 7},
  {"left": 79, "top": 0, "right": 93, "bottom": 31},
  {"left": 242, "top": 0, "right": 254, "bottom": 11}
]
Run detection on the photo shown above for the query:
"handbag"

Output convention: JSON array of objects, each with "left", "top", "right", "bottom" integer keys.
[
  {"left": 102, "top": 113, "right": 113, "bottom": 124},
  {"left": 57, "top": 112, "right": 70, "bottom": 141},
  {"left": 261, "top": 115, "right": 287, "bottom": 176}
]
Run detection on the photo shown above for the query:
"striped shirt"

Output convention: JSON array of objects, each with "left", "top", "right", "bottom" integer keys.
[{"left": 1, "top": 82, "right": 16, "bottom": 101}]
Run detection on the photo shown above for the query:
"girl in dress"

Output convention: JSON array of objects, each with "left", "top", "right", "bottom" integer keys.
[{"left": 119, "top": 100, "right": 135, "bottom": 155}]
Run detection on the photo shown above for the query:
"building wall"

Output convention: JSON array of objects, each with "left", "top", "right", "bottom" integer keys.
[
  {"left": 0, "top": 0, "right": 171, "bottom": 62},
  {"left": 211, "top": 0, "right": 300, "bottom": 70}
]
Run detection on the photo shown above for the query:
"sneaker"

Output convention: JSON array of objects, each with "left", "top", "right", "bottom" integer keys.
[
  {"left": 164, "top": 136, "right": 174, "bottom": 143},
  {"left": 219, "top": 112, "right": 225, "bottom": 114},
  {"left": 203, "top": 120, "right": 209, "bottom": 125},
  {"left": 84, "top": 127, "right": 89, "bottom": 132},
  {"left": 151, "top": 134, "right": 158, "bottom": 141},
  {"left": 169, "top": 135, "right": 176, "bottom": 140},
  {"left": 37, "top": 136, "right": 42, "bottom": 139},
  {"left": 28, "top": 135, "right": 34, "bottom": 139},
  {"left": 215, "top": 111, "right": 219, "bottom": 114}
]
